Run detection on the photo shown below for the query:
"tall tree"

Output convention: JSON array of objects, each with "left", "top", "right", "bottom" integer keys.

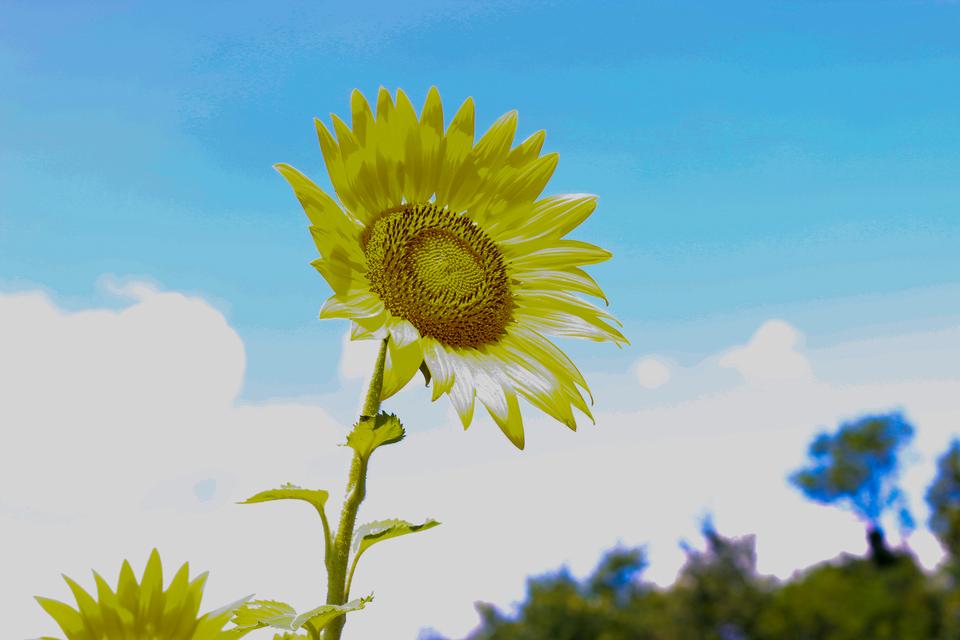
[
  {"left": 790, "top": 412, "right": 915, "bottom": 566},
  {"left": 927, "top": 439, "right": 960, "bottom": 566}
]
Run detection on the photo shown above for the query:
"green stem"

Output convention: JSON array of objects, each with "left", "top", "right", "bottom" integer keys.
[{"left": 323, "top": 337, "right": 388, "bottom": 640}]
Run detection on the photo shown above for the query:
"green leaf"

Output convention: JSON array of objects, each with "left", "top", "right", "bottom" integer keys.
[
  {"left": 233, "top": 597, "right": 371, "bottom": 634},
  {"left": 346, "top": 412, "right": 405, "bottom": 459},
  {"left": 239, "top": 483, "right": 334, "bottom": 565},
  {"left": 239, "top": 483, "right": 329, "bottom": 515},
  {"left": 352, "top": 518, "right": 440, "bottom": 566},
  {"left": 419, "top": 361, "right": 432, "bottom": 386},
  {"left": 232, "top": 599, "right": 294, "bottom": 629},
  {"left": 302, "top": 596, "right": 373, "bottom": 635}
]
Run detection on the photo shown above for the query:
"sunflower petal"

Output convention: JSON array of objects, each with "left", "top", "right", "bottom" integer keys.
[
  {"left": 275, "top": 164, "right": 364, "bottom": 255},
  {"left": 394, "top": 89, "right": 429, "bottom": 202},
  {"left": 494, "top": 194, "right": 598, "bottom": 246},
  {"left": 310, "top": 256, "right": 366, "bottom": 296},
  {"left": 381, "top": 337, "right": 424, "bottom": 400},
  {"left": 476, "top": 371, "right": 524, "bottom": 449},
  {"left": 351, "top": 312, "right": 388, "bottom": 340},
  {"left": 35, "top": 597, "right": 85, "bottom": 637},
  {"left": 387, "top": 317, "right": 421, "bottom": 347},
  {"left": 515, "top": 306, "right": 628, "bottom": 346},
  {"left": 515, "top": 267, "right": 609, "bottom": 304},
  {"left": 507, "top": 239, "right": 613, "bottom": 268},
  {"left": 518, "top": 290, "right": 623, "bottom": 327},
  {"left": 491, "top": 341, "right": 578, "bottom": 430},
  {"left": 473, "top": 110, "right": 518, "bottom": 172},
  {"left": 449, "top": 110, "right": 518, "bottom": 213},
  {"left": 350, "top": 89, "right": 375, "bottom": 145},
  {"left": 332, "top": 113, "right": 388, "bottom": 217},
  {"left": 319, "top": 290, "right": 383, "bottom": 320},
  {"left": 471, "top": 153, "right": 559, "bottom": 227},
  {"left": 496, "top": 334, "right": 593, "bottom": 427},
  {"left": 448, "top": 367, "right": 477, "bottom": 429},
  {"left": 63, "top": 574, "right": 104, "bottom": 633},
  {"left": 371, "top": 87, "right": 405, "bottom": 207},
  {"left": 314, "top": 118, "right": 364, "bottom": 218},
  {"left": 436, "top": 97, "right": 476, "bottom": 209},
  {"left": 507, "top": 129, "right": 546, "bottom": 168},
  {"left": 418, "top": 86, "right": 445, "bottom": 201},
  {"left": 510, "top": 326, "right": 593, "bottom": 397},
  {"left": 421, "top": 339, "right": 456, "bottom": 400}
]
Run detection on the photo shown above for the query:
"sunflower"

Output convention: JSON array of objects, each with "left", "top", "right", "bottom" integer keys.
[
  {"left": 35, "top": 549, "right": 249, "bottom": 640},
  {"left": 277, "top": 87, "right": 627, "bottom": 449}
]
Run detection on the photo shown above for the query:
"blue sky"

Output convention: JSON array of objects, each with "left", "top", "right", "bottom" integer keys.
[
  {"left": 3, "top": 2, "right": 960, "bottom": 638},
  {"left": 3, "top": 0, "right": 959, "bottom": 399}
]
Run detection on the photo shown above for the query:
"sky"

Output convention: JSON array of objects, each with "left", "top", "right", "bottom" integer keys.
[{"left": 1, "top": 1, "right": 959, "bottom": 638}]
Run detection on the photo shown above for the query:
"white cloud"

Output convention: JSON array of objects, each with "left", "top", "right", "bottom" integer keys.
[
  {"left": 718, "top": 319, "right": 814, "bottom": 385},
  {"left": 633, "top": 356, "right": 671, "bottom": 389},
  {"left": 4, "top": 286, "right": 959, "bottom": 640}
]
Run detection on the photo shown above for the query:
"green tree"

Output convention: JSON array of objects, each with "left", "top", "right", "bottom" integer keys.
[
  {"left": 927, "top": 439, "right": 960, "bottom": 566},
  {"left": 926, "top": 439, "right": 960, "bottom": 636},
  {"left": 662, "top": 519, "right": 772, "bottom": 640},
  {"left": 756, "top": 554, "right": 940, "bottom": 640},
  {"left": 464, "top": 524, "right": 774, "bottom": 640},
  {"left": 468, "top": 546, "right": 653, "bottom": 640},
  {"left": 790, "top": 412, "right": 914, "bottom": 566}
]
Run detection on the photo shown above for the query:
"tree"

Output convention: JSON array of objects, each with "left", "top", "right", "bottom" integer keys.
[
  {"left": 756, "top": 553, "right": 940, "bottom": 640},
  {"left": 790, "top": 412, "right": 915, "bottom": 566},
  {"left": 927, "top": 439, "right": 960, "bottom": 565},
  {"left": 666, "top": 519, "right": 772, "bottom": 640},
  {"left": 467, "top": 546, "right": 652, "bottom": 640},
  {"left": 926, "top": 439, "right": 960, "bottom": 637}
]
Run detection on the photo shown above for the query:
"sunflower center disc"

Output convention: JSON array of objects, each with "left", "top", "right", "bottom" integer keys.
[{"left": 362, "top": 203, "right": 513, "bottom": 348}]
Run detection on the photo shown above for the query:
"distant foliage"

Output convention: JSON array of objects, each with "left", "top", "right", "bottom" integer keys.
[
  {"left": 429, "top": 412, "right": 960, "bottom": 640},
  {"left": 469, "top": 546, "right": 652, "bottom": 640},
  {"left": 927, "top": 439, "right": 960, "bottom": 563},
  {"left": 667, "top": 519, "right": 774, "bottom": 640},
  {"left": 456, "top": 525, "right": 951, "bottom": 640},
  {"left": 756, "top": 555, "right": 940, "bottom": 640}
]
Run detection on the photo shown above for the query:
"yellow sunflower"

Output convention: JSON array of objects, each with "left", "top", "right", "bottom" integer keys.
[
  {"left": 35, "top": 549, "right": 249, "bottom": 640},
  {"left": 277, "top": 87, "right": 627, "bottom": 449}
]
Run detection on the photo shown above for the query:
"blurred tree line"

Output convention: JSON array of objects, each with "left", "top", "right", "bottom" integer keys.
[{"left": 425, "top": 413, "right": 960, "bottom": 640}]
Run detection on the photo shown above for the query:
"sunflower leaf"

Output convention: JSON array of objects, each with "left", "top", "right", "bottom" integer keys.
[
  {"left": 302, "top": 595, "right": 373, "bottom": 635},
  {"left": 239, "top": 484, "right": 329, "bottom": 515},
  {"left": 346, "top": 412, "right": 405, "bottom": 459},
  {"left": 351, "top": 518, "right": 440, "bottom": 568},
  {"left": 232, "top": 599, "right": 295, "bottom": 629},
  {"left": 232, "top": 596, "right": 371, "bottom": 634}
]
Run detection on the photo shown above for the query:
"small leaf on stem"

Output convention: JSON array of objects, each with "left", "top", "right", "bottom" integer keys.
[
  {"left": 352, "top": 518, "right": 440, "bottom": 564},
  {"left": 239, "top": 484, "right": 329, "bottom": 512},
  {"left": 346, "top": 412, "right": 405, "bottom": 459}
]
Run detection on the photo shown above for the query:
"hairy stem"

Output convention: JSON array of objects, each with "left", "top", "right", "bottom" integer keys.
[{"left": 324, "top": 337, "right": 388, "bottom": 640}]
